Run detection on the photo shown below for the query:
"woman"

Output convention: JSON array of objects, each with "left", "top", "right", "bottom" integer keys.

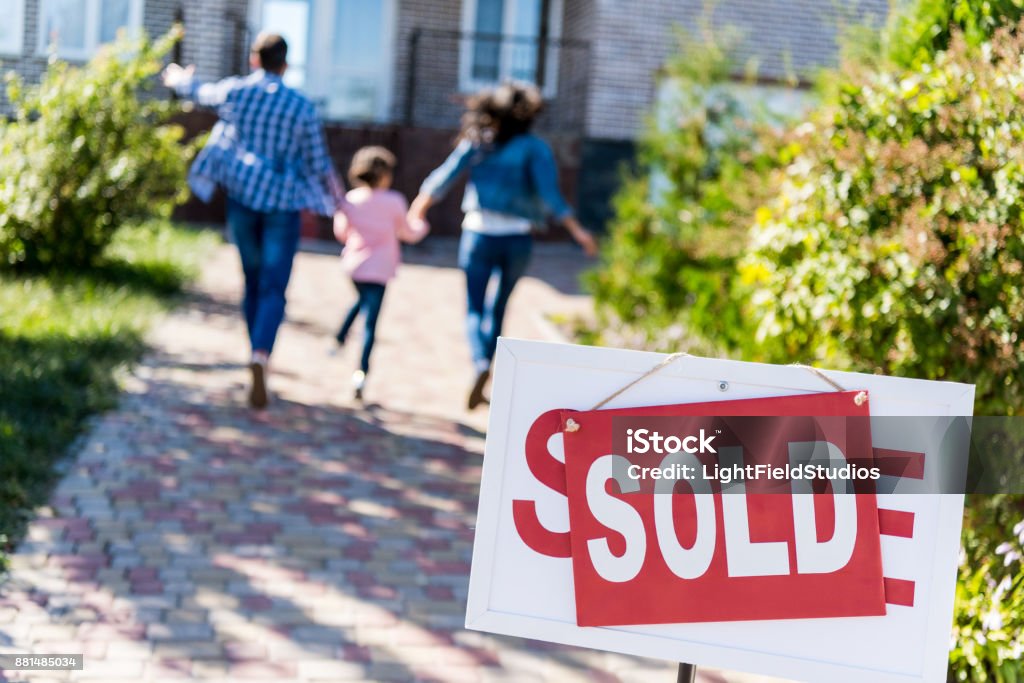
[{"left": 408, "top": 82, "right": 598, "bottom": 410}]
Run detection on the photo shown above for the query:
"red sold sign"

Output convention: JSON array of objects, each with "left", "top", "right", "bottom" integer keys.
[{"left": 513, "top": 392, "right": 887, "bottom": 627}]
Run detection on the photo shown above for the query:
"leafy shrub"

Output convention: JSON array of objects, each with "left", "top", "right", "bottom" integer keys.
[
  {"left": 588, "top": 4, "right": 1024, "bottom": 678},
  {"left": 950, "top": 495, "right": 1024, "bottom": 682},
  {"left": 884, "top": 0, "right": 1024, "bottom": 68},
  {"left": 738, "top": 24, "right": 1024, "bottom": 680},
  {"left": 585, "top": 29, "right": 781, "bottom": 354},
  {"left": 740, "top": 27, "right": 1024, "bottom": 415},
  {"left": 0, "top": 29, "right": 192, "bottom": 269}
]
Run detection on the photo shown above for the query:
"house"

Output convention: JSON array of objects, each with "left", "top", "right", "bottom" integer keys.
[
  {"left": 0, "top": 0, "right": 888, "bottom": 234},
  {"left": 0, "top": 1, "right": 249, "bottom": 94}
]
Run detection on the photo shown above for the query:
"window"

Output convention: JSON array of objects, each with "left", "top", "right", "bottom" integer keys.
[
  {"left": 38, "top": 0, "right": 144, "bottom": 60},
  {"left": 251, "top": 0, "right": 396, "bottom": 122},
  {"left": 460, "top": 0, "right": 563, "bottom": 95},
  {"left": 0, "top": 0, "right": 25, "bottom": 55}
]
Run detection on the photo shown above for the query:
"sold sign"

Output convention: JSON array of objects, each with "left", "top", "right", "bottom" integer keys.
[{"left": 512, "top": 392, "right": 888, "bottom": 627}]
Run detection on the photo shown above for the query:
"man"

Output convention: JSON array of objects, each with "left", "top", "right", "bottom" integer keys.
[{"left": 163, "top": 33, "right": 343, "bottom": 408}]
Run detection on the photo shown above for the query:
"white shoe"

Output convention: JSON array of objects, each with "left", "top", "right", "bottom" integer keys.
[{"left": 352, "top": 370, "right": 366, "bottom": 400}]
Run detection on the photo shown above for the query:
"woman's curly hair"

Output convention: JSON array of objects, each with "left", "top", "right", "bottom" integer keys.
[{"left": 459, "top": 81, "right": 544, "bottom": 145}]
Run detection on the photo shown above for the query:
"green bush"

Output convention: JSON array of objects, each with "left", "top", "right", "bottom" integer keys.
[
  {"left": 587, "top": 4, "right": 1024, "bottom": 678},
  {"left": 737, "top": 24, "right": 1024, "bottom": 681},
  {"left": 885, "top": 0, "right": 1024, "bottom": 68},
  {"left": 585, "top": 29, "right": 781, "bottom": 354},
  {"left": 740, "top": 27, "right": 1024, "bottom": 415},
  {"left": 950, "top": 495, "right": 1024, "bottom": 682},
  {"left": 838, "top": 0, "right": 1024, "bottom": 75},
  {"left": 0, "top": 28, "right": 192, "bottom": 270}
]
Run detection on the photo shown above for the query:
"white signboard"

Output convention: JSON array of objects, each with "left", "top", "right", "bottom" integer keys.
[{"left": 466, "top": 339, "right": 974, "bottom": 683}]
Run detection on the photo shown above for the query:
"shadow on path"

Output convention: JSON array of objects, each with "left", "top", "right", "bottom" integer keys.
[{"left": 0, "top": 357, "right": 649, "bottom": 681}]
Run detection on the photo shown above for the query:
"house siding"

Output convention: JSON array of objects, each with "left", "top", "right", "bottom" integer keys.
[
  {"left": 1, "top": 0, "right": 892, "bottom": 233},
  {"left": 0, "top": 0, "right": 248, "bottom": 113},
  {"left": 387, "top": 0, "right": 883, "bottom": 140},
  {"left": 174, "top": 0, "right": 250, "bottom": 81},
  {"left": 1, "top": 0, "right": 45, "bottom": 99},
  {"left": 391, "top": 0, "right": 592, "bottom": 134},
  {"left": 584, "top": 0, "right": 889, "bottom": 140}
]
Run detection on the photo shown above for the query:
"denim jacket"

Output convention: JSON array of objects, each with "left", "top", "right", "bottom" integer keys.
[{"left": 419, "top": 134, "right": 573, "bottom": 224}]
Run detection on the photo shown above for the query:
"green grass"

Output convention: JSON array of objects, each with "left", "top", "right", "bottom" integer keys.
[{"left": 0, "top": 221, "right": 217, "bottom": 568}]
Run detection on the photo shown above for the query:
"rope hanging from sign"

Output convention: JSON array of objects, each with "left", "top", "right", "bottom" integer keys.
[
  {"left": 590, "top": 352, "right": 691, "bottom": 411},
  {"left": 563, "top": 355, "right": 867, "bottom": 433},
  {"left": 790, "top": 363, "right": 868, "bottom": 406},
  {"left": 564, "top": 353, "right": 689, "bottom": 432}
]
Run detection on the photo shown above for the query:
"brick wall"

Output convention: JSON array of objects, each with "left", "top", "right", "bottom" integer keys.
[
  {"left": 549, "top": 0, "right": 591, "bottom": 135},
  {"left": 177, "top": 0, "right": 250, "bottom": 81},
  {"left": 390, "top": 0, "right": 463, "bottom": 127},
  {"left": 387, "top": 0, "right": 888, "bottom": 140},
  {"left": 583, "top": 0, "right": 889, "bottom": 140},
  {"left": 711, "top": 0, "right": 889, "bottom": 80}
]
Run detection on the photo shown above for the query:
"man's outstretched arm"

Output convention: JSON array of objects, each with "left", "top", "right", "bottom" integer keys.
[{"left": 162, "top": 63, "right": 239, "bottom": 108}]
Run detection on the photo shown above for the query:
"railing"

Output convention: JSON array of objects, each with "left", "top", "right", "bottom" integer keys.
[{"left": 403, "top": 29, "right": 590, "bottom": 134}]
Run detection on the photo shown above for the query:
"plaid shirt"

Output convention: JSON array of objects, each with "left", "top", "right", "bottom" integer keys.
[{"left": 175, "top": 70, "right": 343, "bottom": 216}]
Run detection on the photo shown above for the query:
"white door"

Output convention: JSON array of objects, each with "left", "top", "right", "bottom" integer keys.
[
  {"left": 310, "top": 0, "right": 395, "bottom": 121},
  {"left": 253, "top": 0, "right": 396, "bottom": 122},
  {"left": 258, "top": 0, "right": 312, "bottom": 89}
]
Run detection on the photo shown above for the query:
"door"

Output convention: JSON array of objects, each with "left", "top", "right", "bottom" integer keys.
[
  {"left": 310, "top": 0, "right": 395, "bottom": 121},
  {"left": 253, "top": 0, "right": 396, "bottom": 122},
  {"left": 258, "top": 0, "right": 311, "bottom": 89}
]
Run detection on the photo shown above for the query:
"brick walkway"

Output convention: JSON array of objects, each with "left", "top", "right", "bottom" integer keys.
[{"left": 0, "top": 237, "right": 775, "bottom": 683}]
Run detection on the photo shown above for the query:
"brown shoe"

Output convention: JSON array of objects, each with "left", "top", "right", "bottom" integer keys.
[
  {"left": 249, "top": 359, "right": 268, "bottom": 409},
  {"left": 467, "top": 368, "right": 490, "bottom": 410}
]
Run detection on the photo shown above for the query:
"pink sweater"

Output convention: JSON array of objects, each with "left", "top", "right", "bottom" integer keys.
[{"left": 335, "top": 188, "right": 429, "bottom": 284}]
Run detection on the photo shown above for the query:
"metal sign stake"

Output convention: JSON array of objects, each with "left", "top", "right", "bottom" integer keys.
[{"left": 677, "top": 663, "right": 697, "bottom": 683}]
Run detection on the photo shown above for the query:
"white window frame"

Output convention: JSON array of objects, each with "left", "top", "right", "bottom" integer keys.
[
  {"left": 0, "top": 0, "right": 25, "bottom": 55},
  {"left": 458, "top": 0, "right": 563, "bottom": 97},
  {"left": 37, "top": 0, "right": 145, "bottom": 61}
]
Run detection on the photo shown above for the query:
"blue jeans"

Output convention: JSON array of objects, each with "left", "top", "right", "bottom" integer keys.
[
  {"left": 337, "top": 281, "right": 386, "bottom": 374},
  {"left": 458, "top": 231, "right": 533, "bottom": 370},
  {"left": 226, "top": 198, "right": 301, "bottom": 355}
]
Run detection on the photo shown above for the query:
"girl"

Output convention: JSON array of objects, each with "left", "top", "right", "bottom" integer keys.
[
  {"left": 335, "top": 146, "right": 429, "bottom": 399},
  {"left": 408, "top": 82, "right": 597, "bottom": 409}
]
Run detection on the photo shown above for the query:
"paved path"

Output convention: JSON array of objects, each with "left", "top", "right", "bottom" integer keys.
[{"left": 0, "top": 237, "right": 779, "bottom": 683}]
